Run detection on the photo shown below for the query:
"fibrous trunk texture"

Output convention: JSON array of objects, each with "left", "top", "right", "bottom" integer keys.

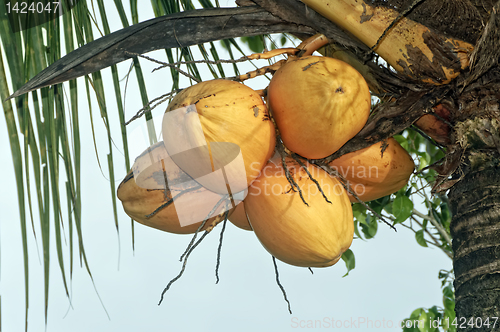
[{"left": 449, "top": 164, "right": 500, "bottom": 331}]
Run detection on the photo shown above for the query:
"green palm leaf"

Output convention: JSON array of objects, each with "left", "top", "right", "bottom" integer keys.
[{"left": 1, "top": 0, "right": 290, "bottom": 328}]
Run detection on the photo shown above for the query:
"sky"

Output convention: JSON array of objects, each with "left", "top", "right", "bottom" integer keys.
[{"left": 0, "top": 1, "right": 453, "bottom": 331}]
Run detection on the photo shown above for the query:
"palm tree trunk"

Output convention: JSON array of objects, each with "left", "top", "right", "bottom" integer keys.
[{"left": 449, "top": 164, "right": 500, "bottom": 331}]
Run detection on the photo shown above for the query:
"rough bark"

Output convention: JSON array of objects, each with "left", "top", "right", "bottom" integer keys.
[
  {"left": 367, "top": 0, "right": 493, "bottom": 44},
  {"left": 449, "top": 164, "right": 500, "bottom": 331}
]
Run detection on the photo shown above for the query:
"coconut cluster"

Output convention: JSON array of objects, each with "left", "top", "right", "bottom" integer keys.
[{"left": 117, "top": 55, "right": 414, "bottom": 268}]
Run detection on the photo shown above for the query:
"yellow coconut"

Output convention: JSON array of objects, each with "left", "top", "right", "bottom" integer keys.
[
  {"left": 117, "top": 142, "right": 235, "bottom": 234},
  {"left": 163, "top": 79, "right": 275, "bottom": 194},
  {"left": 268, "top": 56, "right": 370, "bottom": 159},
  {"left": 244, "top": 156, "right": 353, "bottom": 267},
  {"left": 329, "top": 138, "right": 414, "bottom": 202},
  {"left": 228, "top": 203, "right": 252, "bottom": 231}
]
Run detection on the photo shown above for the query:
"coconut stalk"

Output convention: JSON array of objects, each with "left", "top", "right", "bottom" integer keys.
[{"left": 300, "top": 0, "right": 473, "bottom": 84}]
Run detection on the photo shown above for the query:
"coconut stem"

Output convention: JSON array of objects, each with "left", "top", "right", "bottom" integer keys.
[
  {"left": 296, "top": 33, "right": 329, "bottom": 57},
  {"left": 246, "top": 48, "right": 299, "bottom": 60},
  {"left": 233, "top": 60, "right": 286, "bottom": 82}
]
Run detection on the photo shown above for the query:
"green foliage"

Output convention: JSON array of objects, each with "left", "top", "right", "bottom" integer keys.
[
  {"left": 236, "top": 33, "right": 291, "bottom": 53},
  {"left": 346, "top": 128, "right": 454, "bottom": 327},
  {"left": 1, "top": 0, "right": 262, "bottom": 327},
  {"left": 402, "top": 307, "right": 441, "bottom": 332},
  {"left": 402, "top": 271, "right": 456, "bottom": 332},
  {"left": 240, "top": 35, "right": 266, "bottom": 53},
  {"left": 341, "top": 249, "right": 355, "bottom": 277},
  {"left": 393, "top": 193, "right": 414, "bottom": 224},
  {"left": 1, "top": 0, "right": 99, "bottom": 326},
  {"left": 360, "top": 214, "right": 379, "bottom": 239}
]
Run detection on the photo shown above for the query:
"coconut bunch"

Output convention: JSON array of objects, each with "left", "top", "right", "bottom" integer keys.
[
  {"left": 118, "top": 80, "right": 275, "bottom": 235},
  {"left": 117, "top": 54, "right": 415, "bottom": 268}
]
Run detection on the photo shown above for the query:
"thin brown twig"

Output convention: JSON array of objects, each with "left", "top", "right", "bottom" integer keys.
[
  {"left": 277, "top": 140, "right": 309, "bottom": 206},
  {"left": 272, "top": 256, "right": 292, "bottom": 314},
  {"left": 291, "top": 153, "right": 332, "bottom": 204},
  {"left": 125, "top": 89, "right": 182, "bottom": 125},
  {"left": 125, "top": 51, "right": 201, "bottom": 83},
  {"left": 146, "top": 184, "right": 203, "bottom": 218},
  {"left": 152, "top": 56, "right": 252, "bottom": 72},
  {"left": 417, "top": 178, "right": 453, "bottom": 247},
  {"left": 267, "top": 103, "right": 309, "bottom": 206},
  {"left": 158, "top": 230, "right": 210, "bottom": 305},
  {"left": 397, "top": 219, "right": 443, "bottom": 251},
  {"left": 411, "top": 216, "right": 453, "bottom": 259},
  {"left": 215, "top": 217, "right": 229, "bottom": 284},
  {"left": 179, "top": 196, "right": 230, "bottom": 261}
]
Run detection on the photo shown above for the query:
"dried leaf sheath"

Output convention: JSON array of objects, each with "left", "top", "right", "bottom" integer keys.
[{"left": 301, "top": 0, "right": 473, "bottom": 84}]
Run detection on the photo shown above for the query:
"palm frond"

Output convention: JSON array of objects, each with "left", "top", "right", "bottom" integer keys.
[{"left": 0, "top": 0, "right": 304, "bottom": 329}]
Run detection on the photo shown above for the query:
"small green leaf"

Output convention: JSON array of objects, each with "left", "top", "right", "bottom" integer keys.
[
  {"left": 393, "top": 195, "right": 413, "bottom": 223},
  {"left": 443, "top": 298, "right": 455, "bottom": 312},
  {"left": 402, "top": 309, "right": 424, "bottom": 332},
  {"left": 280, "top": 34, "right": 287, "bottom": 46},
  {"left": 360, "top": 215, "right": 378, "bottom": 239},
  {"left": 240, "top": 36, "right": 265, "bottom": 53},
  {"left": 422, "top": 218, "right": 428, "bottom": 229},
  {"left": 443, "top": 284, "right": 454, "bottom": 299},
  {"left": 353, "top": 220, "right": 363, "bottom": 240},
  {"left": 440, "top": 203, "right": 451, "bottom": 223},
  {"left": 418, "top": 310, "right": 429, "bottom": 332},
  {"left": 415, "top": 229, "right": 428, "bottom": 247},
  {"left": 368, "top": 196, "right": 390, "bottom": 214},
  {"left": 393, "top": 134, "right": 408, "bottom": 150},
  {"left": 383, "top": 201, "right": 393, "bottom": 214},
  {"left": 352, "top": 203, "right": 367, "bottom": 223},
  {"left": 416, "top": 151, "right": 431, "bottom": 171},
  {"left": 443, "top": 285, "right": 455, "bottom": 314},
  {"left": 341, "top": 249, "right": 355, "bottom": 277},
  {"left": 410, "top": 308, "right": 424, "bottom": 319},
  {"left": 443, "top": 307, "right": 456, "bottom": 332},
  {"left": 428, "top": 306, "right": 440, "bottom": 317}
]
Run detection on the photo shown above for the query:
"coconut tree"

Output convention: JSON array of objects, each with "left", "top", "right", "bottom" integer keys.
[{"left": 1, "top": 0, "right": 499, "bottom": 331}]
